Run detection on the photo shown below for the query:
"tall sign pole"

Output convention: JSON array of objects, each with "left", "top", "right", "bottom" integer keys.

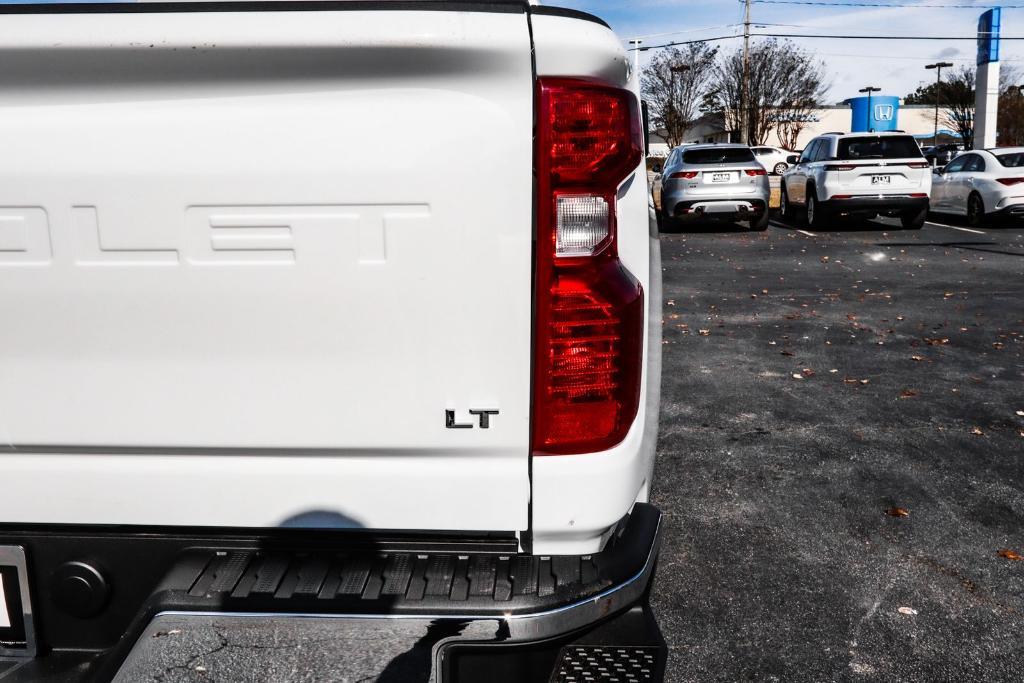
[{"left": 974, "top": 7, "right": 1001, "bottom": 149}]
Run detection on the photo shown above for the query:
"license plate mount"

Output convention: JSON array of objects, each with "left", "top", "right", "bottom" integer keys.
[
  {"left": 871, "top": 175, "right": 892, "bottom": 185},
  {"left": 0, "top": 546, "right": 35, "bottom": 658}
]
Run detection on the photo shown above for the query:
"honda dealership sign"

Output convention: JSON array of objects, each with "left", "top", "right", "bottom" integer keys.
[
  {"left": 849, "top": 95, "right": 900, "bottom": 132},
  {"left": 975, "top": 8, "right": 1001, "bottom": 148}
]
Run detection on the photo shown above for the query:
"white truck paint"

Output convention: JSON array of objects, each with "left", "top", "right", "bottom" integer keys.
[{"left": 0, "top": 2, "right": 660, "bottom": 556}]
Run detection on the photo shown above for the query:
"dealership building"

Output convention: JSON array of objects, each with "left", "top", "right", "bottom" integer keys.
[{"left": 652, "top": 96, "right": 963, "bottom": 155}]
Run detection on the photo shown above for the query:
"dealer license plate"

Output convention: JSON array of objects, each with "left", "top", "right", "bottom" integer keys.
[{"left": 871, "top": 175, "right": 891, "bottom": 185}]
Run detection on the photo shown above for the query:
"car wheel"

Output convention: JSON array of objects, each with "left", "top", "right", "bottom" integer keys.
[
  {"left": 805, "top": 188, "right": 827, "bottom": 229},
  {"left": 900, "top": 205, "right": 927, "bottom": 230},
  {"left": 779, "top": 183, "right": 791, "bottom": 221},
  {"left": 773, "top": 162, "right": 788, "bottom": 175},
  {"left": 749, "top": 207, "right": 770, "bottom": 231},
  {"left": 967, "top": 193, "right": 986, "bottom": 228}
]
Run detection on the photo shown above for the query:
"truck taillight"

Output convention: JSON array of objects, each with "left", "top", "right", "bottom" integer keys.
[{"left": 533, "top": 78, "right": 644, "bottom": 456}]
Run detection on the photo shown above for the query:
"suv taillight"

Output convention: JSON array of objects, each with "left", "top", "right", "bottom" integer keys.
[
  {"left": 532, "top": 78, "right": 644, "bottom": 456},
  {"left": 997, "top": 177, "right": 1024, "bottom": 186}
]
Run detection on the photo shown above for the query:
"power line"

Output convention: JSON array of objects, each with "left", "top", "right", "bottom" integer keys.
[
  {"left": 626, "top": 24, "right": 741, "bottom": 41},
  {"left": 750, "top": 0, "right": 1020, "bottom": 7},
  {"left": 640, "top": 32, "right": 1024, "bottom": 50}
]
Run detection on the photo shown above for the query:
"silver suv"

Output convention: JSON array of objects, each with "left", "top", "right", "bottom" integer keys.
[
  {"left": 659, "top": 144, "right": 771, "bottom": 231},
  {"left": 780, "top": 132, "right": 932, "bottom": 229}
]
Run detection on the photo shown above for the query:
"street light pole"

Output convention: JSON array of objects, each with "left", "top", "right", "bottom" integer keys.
[
  {"left": 859, "top": 86, "right": 881, "bottom": 132},
  {"left": 925, "top": 61, "right": 954, "bottom": 145},
  {"left": 628, "top": 39, "right": 642, "bottom": 79}
]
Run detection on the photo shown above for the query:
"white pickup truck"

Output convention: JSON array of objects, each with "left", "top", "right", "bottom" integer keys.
[{"left": 0, "top": 1, "right": 663, "bottom": 680}]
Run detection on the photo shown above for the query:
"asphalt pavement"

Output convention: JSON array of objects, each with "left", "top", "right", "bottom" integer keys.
[{"left": 650, "top": 213, "right": 1024, "bottom": 682}]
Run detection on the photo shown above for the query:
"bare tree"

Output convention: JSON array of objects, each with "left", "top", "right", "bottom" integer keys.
[
  {"left": 998, "top": 65, "right": 1024, "bottom": 146},
  {"left": 937, "top": 65, "right": 976, "bottom": 148},
  {"left": 708, "top": 39, "right": 829, "bottom": 145},
  {"left": 775, "top": 109, "right": 817, "bottom": 151},
  {"left": 640, "top": 43, "right": 718, "bottom": 147}
]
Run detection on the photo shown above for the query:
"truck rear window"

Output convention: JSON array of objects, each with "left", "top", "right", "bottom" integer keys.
[
  {"left": 837, "top": 136, "right": 923, "bottom": 160},
  {"left": 682, "top": 148, "right": 755, "bottom": 165}
]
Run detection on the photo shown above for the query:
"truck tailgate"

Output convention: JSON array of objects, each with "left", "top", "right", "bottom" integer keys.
[{"left": 0, "top": 5, "right": 534, "bottom": 531}]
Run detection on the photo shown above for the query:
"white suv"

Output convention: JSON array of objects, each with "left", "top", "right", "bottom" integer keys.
[{"left": 780, "top": 132, "right": 932, "bottom": 229}]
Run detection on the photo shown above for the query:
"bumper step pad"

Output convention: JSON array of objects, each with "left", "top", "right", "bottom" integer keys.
[{"left": 551, "top": 646, "right": 661, "bottom": 683}]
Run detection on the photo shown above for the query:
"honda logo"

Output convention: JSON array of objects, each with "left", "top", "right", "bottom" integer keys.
[{"left": 874, "top": 104, "right": 894, "bottom": 122}]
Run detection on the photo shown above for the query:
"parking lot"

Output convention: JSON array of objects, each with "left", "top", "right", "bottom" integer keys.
[{"left": 650, "top": 215, "right": 1024, "bottom": 681}]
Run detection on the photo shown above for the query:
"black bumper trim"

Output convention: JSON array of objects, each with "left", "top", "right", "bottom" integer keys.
[{"left": 821, "top": 195, "right": 928, "bottom": 214}]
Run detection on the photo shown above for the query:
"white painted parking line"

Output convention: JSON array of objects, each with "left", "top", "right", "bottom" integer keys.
[
  {"left": 926, "top": 221, "right": 986, "bottom": 235},
  {"left": 768, "top": 220, "right": 816, "bottom": 237}
]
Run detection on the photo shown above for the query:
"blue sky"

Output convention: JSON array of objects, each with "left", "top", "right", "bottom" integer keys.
[{"left": 553, "top": 0, "right": 1023, "bottom": 102}]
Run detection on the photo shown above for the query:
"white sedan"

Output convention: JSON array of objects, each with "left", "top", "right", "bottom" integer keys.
[
  {"left": 931, "top": 147, "right": 1024, "bottom": 226},
  {"left": 751, "top": 145, "right": 797, "bottom": 175}
]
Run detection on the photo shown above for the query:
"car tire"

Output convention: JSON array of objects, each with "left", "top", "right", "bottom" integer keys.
[
  {"left": 779, "top": 183, "right": 792, "bottom": 222},
  {"left": 805, "top": 188, "right": 828, "bottom": 229},
  {"left": 900, "top": 205, "right": 927, "bottom": 230},
  {"left": 967, "top": 193, "right": 987, "bottom": 228},
  {"left": 773, "top": 162, "right": 788, "bottom": 175},
  {"left": 749, "top": 207, "right": 770, "bottom": 231}
]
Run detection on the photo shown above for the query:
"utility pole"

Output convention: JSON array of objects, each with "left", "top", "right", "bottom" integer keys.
[
  {"left": 669, "top": 63, "right": 691, "bottom": 145},
  {"left": 741, "top": 0, "right": 752, "bottom": 144},
  {"left": 925, "top": 61, "right": 954, "bottom": 146}
]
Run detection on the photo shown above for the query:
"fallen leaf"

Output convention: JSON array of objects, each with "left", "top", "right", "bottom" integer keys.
[
  {"left": 911, "top": 355, "right": 925, "bottom": 362},
  {"left": 993, "top": 342, "right": 1005, "bottom": 350},
  {"left": 698, "top": 329, "right": 710, "bottom": 336},
  {"left": 924, "top": 337, "right": 950, "bottom": 346},
  {"left": 897, "top": 606, "right": 918, "bottom": 616},
  {"left": 997, "top": 549, "right": 1023, "bottom": 561},
  {"left": 830, "top": 369, "right": 838, "bottom": 373},
  {"left": 896, "top": 316, "right": 905, "bottom": 321},
  {"left": 801, "top": 368, "right": 816, "bottom": 378},
  {"left": 886, "top": 507, "right": 910, "bottom": 518},
  {"left": 792, "top": 373, "right": 804, "bottom": 380},
  {"left": 899, "top": 389, "right": 919, "bottom": 399},
  {"left": 1016, "top": 410, "right": 1024, "bottom": 417},
  {"left": 859, "top": 379, "right": 870, "bottom": 385},
  {"left": 820, "top": 255, "right": 829, "bottom": 263},
  {"left": 780, "top": 350, "right": 795, "bottom": 356},
  {"left": 971, "top": 427, "right": 984, "bottom": 436}
]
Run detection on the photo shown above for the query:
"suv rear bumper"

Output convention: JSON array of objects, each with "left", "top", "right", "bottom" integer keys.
[
  {"left": 0, "top": 505, "right": 663, "bottom": 681},
  {"left": 822, "top": 194, "right": 928, "bottom": 215}
]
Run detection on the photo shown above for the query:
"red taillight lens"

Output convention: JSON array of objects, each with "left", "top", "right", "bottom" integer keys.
[
  {"left": 745, "top": 168, "right": 767, "bottom": 176},
  {"left": 997, "top": 177, "right": 1024, "bottom": 186},
  {"left": 824, "top": 164, "right": 856, "bottom": 171},
  {"left": 907, "top": 162, "right": 930, "bottom": 169},
  {"left": 544, "top": 81, "right": 644, "bottom": 187},
  {"left": 670, "top": 171, "right": 698, "bottom": 179},
  {"left": 533, "top": 78, "right": 644, "bottom": 456}
]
